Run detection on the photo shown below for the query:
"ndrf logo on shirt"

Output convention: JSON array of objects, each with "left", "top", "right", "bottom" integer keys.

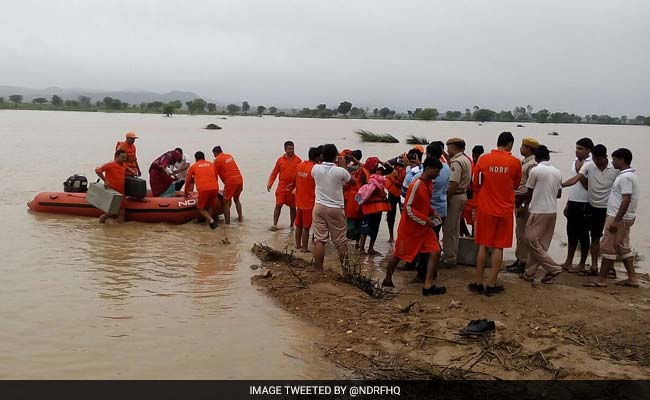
[{"left": 489, "top": 166, "right": 510, "bottom": 174}]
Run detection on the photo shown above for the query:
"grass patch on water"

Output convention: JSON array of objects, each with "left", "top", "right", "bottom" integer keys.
[
  {"left": 406, "top": 135, "right": 429, "bottom": 145},
  {"left": 355, "top": 129, "right": 399, "bottom": 143}
]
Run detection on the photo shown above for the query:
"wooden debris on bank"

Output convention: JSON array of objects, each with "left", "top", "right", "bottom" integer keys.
[
  {"left": 338, "top": 253, "right": 395, "bottom": 299},
  {"left": 251, "top": 243, "right": 309, "bottom": 268}
]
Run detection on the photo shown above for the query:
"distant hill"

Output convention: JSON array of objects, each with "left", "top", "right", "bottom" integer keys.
[{"left": 0, "top": 85, "right": 215, "bottom": 105}]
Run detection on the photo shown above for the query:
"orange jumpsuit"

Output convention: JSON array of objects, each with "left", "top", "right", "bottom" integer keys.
[{"left": 394, "top": 177, "right": 440, "bottom": 262}]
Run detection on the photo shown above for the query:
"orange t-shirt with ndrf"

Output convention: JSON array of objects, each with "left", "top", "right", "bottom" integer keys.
[
  {"left": 268, "top": 155, "right": 302, "bottom": 193},
  {"left": 294, "top": 160, "right": 316, "bottom": 210},
  {"left": 473, "top": 149, "right": 522, "bottom": 217},
  {"left": 96, "top": 161, "right": 127, "bottom": 194},
  {"left": 186, "top": 160, "right": 219, "bottom": 193},
  {"left": 214, "top": 153, "right": 243, "bottom": 184}
]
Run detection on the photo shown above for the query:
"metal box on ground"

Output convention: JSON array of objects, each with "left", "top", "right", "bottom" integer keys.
[
  {"left": 125, "top": 176, "right": 147, "bottom": 198},
  {"left": 87, "top": 182, "right": 124, "bottom": 214},
  {"left": 457, "top": 237, "right": 491, "bottom": 267}
]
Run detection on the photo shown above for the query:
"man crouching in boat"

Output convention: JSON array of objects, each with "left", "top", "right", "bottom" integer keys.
[
  {"left": 95, "top": 149, "right": 128, "bottom": 223},
  {"left": 185, "top": 151, "right": 220, "bottom": 229}
]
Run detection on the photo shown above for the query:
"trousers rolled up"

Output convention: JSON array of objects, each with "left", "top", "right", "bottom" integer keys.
[
  {"left": 515, "top": 209, "right": 530, "bottom": 262},
  {"left": 524, "top": 213, "right": 561, "bottom": 275},
  {"left": 442, "top": 193, "right": 467, "bottom": 264}
]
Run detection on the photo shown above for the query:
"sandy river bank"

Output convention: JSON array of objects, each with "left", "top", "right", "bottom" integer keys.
[{"left": 251, "top": 244, "right": 650, "bottom": 380}]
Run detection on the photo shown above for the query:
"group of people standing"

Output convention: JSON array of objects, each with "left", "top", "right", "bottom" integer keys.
[
  {"left": 95, "top": 130, "right": 640, "bottom": 295},
  {"left": 94, "top": 131, "right": 244, "bottom": 226},
  {"left": 266, "top": 132, "right": 640, "bottom": 296}
]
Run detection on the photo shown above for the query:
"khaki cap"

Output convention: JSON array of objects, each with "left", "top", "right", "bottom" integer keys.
[{"left": 522, "top": 137, "right": 540, "bottom": 148}]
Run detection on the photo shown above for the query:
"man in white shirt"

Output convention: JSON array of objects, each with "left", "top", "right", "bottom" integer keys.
[
  {"left": 562, "top": 144, "right": 619, "bottom": 275},
  {"left": 400, "top": 148, "right": 423, "bottom": 204},
  {"left": 311, "top": 144, "right": 355, "bottom": 271},
  {"left": 585, "top": 148, "right": 639, "bottom": 288},
  {"left": 173, "top": 153, "right": 191, "bottom": 191},
  {"left": 520, "top": 146, "right": 563, "bottom": 283},
  {"left": 561, "top": 138, "right": 594, "bottom": 271}
]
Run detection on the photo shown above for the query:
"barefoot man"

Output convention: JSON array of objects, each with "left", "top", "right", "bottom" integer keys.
[
  {"left": 562, "top": 144, "right": 619, "bottom": 275},
  {"left": 470, "top": 132, "right": 522, "bottom": 297},
  {"left": 95, "top": 149, "right": 128, "bottom": 223},
  {"left": 311, "top": 144, "right": 354, "bottom": 270},
  {"left": 185, "top": 151, "right": 220, "bottom": 229},
  {"left": 382, "top": 157, "right": 447, "bottom": 296},
  {"left": 267, "top": 141, "right": 302, "bottom": 231},
  {"left": 584, "top": 148, "right": 640, "bottom": 288},
  {"left": 213, "top": 145, "right": 244, "bottom": 224},
  {"left": 561, "top": 138, "right": 594, "bottom": 272},
  {"left": 293, "top": 146, "right": 320, "bottom": 252}
]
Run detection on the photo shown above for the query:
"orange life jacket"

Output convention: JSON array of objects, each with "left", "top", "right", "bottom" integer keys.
[
  {"left": 385, "top": 166, "right": 405, "bottom": 198},
  {"left": 116, "top": 141, "right": 138, "bottom": 174},
  {"left": 358, "top": 168, "right": 390, "bottom": 215},
  {"left": 344, "top": 168, "right": 365, "bottom": 219}
]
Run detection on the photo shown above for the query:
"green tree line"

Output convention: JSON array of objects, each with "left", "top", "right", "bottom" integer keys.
[{"left": 1, "top": 95, "right": 648, "bottom": 125}]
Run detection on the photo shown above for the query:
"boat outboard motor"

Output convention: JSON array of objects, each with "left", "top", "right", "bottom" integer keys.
[{"left": 63, "top": 174, "right": 89, "bottom": 193}]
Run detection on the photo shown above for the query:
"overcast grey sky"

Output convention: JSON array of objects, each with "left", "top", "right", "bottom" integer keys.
[{"left": 1, "top": 0, "right": 649, "bottom": 115}]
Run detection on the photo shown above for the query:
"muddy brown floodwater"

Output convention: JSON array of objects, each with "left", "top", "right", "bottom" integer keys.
[{"left": 0, "top": 110, "right": 647, "bottom": 378}]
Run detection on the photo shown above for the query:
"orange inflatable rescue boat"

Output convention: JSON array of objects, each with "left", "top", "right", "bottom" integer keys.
[{"left": 27, "top": 191, "right": 223, "bottom": 224}]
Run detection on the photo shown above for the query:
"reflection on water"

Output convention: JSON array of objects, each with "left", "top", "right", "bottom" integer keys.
[{"left": 0, "top": 110, "right": 647, "bottom": 378}]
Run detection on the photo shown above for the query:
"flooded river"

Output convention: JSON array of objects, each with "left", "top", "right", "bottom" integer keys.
[{"left": 0, "top": 110, "right": 647, "bottom": 378}]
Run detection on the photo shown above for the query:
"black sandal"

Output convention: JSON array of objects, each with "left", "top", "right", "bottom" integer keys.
[{"left": 577, "top": 269, "right": 598, "bottom": 276}]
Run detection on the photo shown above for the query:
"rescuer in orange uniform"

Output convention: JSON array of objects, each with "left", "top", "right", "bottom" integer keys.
[
  {"left": 212, "top": 145, "right": 244, "bottom": 225},
  {"left": 115, "top": 131, "right": 141, "bottom": 176},
  {"left": 267, "top": 141, "right": 302, "bottom": 231},
  {"left": 185, "top": 151, "right": 220, "bottom": 230}
]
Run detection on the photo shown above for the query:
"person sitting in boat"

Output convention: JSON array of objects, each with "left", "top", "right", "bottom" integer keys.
[
  {"left": 115, "top": 131, "right": 141, "bottom": 177},
  {"left": 95, "top": 149, "right": 128, "bottom": 223},
  {"left": 185, "top": 151, "right": 220, "bottom": 229},
  {"left": 149, "top": 148, "right": 183, "bottom": 197}
]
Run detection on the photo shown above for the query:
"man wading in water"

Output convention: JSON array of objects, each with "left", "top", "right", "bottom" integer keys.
[{"left": 268, "top": 141, "right": 302, "bottom": 231}]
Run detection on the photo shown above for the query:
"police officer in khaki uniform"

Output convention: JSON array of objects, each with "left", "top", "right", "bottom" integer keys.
[
  {"left": 506, "top": 137, "right": 540, "bottom": 273},
  {"left": 442, "top": 138, "right": 472, "bottom": 265}
]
